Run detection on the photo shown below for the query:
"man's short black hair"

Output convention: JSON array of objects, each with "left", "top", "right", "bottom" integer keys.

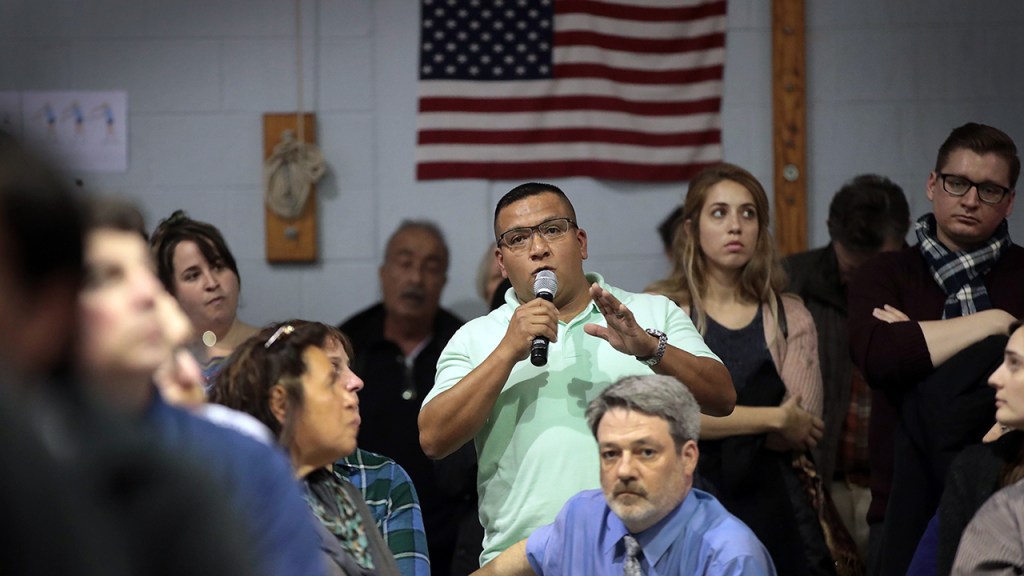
[
  {"left": 657, "top": 206, "right": 684, "bottom": 253},
  {"left": 827, "top": 174, "right": 910, "bottom": 253},
  {"left": 493, "top": 182, "right": 576, "bottom": 237}
]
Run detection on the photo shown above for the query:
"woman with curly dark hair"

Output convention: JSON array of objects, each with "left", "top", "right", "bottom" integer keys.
[{"left": 211, "top": 320, "right": 400, "bottom": 576}]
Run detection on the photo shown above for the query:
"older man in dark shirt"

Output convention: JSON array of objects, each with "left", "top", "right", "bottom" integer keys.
[{"left": 340, "top": 220, "right": 478, "bottom": 575}]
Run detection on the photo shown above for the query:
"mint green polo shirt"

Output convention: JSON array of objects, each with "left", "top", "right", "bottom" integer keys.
[{"left": 423, "top": 273, "right": 720, "bottom": 565}]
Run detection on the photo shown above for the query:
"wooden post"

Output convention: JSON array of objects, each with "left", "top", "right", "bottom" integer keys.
[
  {"left": 262, "top": 112, "right": 318, "bottom": 263},
  {"left": 772, "top": 0, "right": 807, "bottom": 255}
]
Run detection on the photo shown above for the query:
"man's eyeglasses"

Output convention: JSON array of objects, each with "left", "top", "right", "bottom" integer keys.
[
  {"left": 939, "top": 173, "right": 1012, "bottom": 205},
  {"left": 497, "top": 217, "right": 577, "bottom": 253}
]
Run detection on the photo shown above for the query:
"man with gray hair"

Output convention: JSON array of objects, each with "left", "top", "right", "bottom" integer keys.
[
  {"left": 340, "top": 219, "right": 477, "bottom": 575},
  {"left": 473, "top": 375, "right": 774, "bottom": 575}
]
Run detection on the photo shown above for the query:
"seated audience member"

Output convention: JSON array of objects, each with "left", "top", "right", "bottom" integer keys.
[
  {"left": 76, "top": 197, "right": 329, "bottom": 576},
  {"left": 212, "top": 320, "right": 402, "bottom": 576},
  {"left": 917, "top": 319, "right": 1024, "bottom": 574},
  {"left": 150, "top": 210, "right": 258, "bottom": 381},
  {"left": 848, "top": 123, "right": 1024, "bottom": 575},
  {"left": 473, "top": 374, "right": 775, "bottom": 576},
  {"left": 950, "top": 478, "right": 1024, "bottom": 575},
  {"left": 303, "top": 320, "right": 431, "bottom": 576},
  {"left": 784, "top": 174, "right": 910, "bottom": 558},
  {"left": 340, "top": 220, "right": 479, "bottom": 574},
  {"left": 647, "top": 163, "right": 830, "bottom": 573}
]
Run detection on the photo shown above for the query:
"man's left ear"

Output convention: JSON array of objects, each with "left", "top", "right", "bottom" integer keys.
[
  {"left": 682, "top": 439, "right": 699, "bottom": 473},
  {"left": 577, "top": 227, "right": 588, "bottom": 260}
]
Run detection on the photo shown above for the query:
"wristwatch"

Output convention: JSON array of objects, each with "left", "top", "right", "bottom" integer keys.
[{"left": 637, "top": 328, "right": 667, "bottom": 367}]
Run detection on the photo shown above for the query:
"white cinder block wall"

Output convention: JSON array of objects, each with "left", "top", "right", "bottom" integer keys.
[{"left": 2, "top": 0, "right": 1022, "bottom": 326}]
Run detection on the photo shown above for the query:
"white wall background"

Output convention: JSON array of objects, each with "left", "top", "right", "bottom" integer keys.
[{"left": 2, "top": 0, "right": 1022, "bottom": 325}]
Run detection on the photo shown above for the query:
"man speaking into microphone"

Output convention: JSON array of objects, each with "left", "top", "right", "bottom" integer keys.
[{"left": 419, "top": 182, "right": 734, "bottom": 566}]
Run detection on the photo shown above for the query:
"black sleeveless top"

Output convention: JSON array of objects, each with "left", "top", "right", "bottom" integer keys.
[{"left": 703, "top": 306, "right": 770, "bottom": 394}]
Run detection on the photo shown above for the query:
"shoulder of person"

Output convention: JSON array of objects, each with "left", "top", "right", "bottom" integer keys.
[{"left": 338, "top": 302, "right": 385, "bottom": 332}]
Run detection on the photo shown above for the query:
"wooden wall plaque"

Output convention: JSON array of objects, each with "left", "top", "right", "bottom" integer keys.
[{"left": 263, "top": 112, "right": 318, "bottom": 263}]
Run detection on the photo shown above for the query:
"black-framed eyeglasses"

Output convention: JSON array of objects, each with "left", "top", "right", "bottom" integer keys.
[
  {"left": 939, "top": 173, "right": 1013, "bottom": 205},
  {"left": 497, "top": 217, "right": 577, "bottom": 253}
]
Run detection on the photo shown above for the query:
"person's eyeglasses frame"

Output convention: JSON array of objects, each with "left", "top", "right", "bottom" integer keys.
[
  {"left": 497, "top": 217, "right": 577, "bottom": 253},
  {"left": 938, "top": 172, "right": 1013, "bottom": 205}
]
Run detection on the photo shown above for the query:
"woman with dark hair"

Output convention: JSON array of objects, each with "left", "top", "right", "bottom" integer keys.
[
  {"left": 150, "top": 210, "right": 258, "bottom": 380},
  {"left": 904, "top": 320, "right": 1024, "bottom": 575},
  {"left": 211, "top": 320, "right": 400, "bottom": 576},
  {"left": 647, "top": 162, "right": 831, "bottom": 574}
]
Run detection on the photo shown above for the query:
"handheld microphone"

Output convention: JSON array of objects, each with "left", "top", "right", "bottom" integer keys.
[{"left": 530, "top": 270, "right": 558, "bottom": 367}]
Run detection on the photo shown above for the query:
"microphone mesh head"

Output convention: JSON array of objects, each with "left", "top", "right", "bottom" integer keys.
[{"left": 533, "top": 270, "right": 558, "bottom": 297}]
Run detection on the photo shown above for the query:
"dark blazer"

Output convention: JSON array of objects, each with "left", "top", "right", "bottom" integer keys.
[{"left": 784, "top": 245, "right": 850, "bottom": 484}]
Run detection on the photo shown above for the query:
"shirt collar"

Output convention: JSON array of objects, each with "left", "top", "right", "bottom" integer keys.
[
  {"left": 600, "top": 488, "right": 696, "bottom": 566},
  {"left": 502, "top": 271, "right": 608, "bottom": 324},
  {"left": 638, "top": 490, "right": 697, "bottom": 566}
]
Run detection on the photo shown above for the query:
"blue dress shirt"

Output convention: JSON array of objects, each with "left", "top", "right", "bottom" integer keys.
[
  {"left": 526, "top": 488, "right": 776, "bottom": 576},
  {"left": 146, "top": 391, "right": 329, "bottom": 576}
]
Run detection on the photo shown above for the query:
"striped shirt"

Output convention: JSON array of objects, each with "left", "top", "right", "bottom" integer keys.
[
  {"left": 952, "top": 478, "right": 1024, "bottom": 575},
  {"left": 338, "top": 449, "right": 430, "bottom": 576}
]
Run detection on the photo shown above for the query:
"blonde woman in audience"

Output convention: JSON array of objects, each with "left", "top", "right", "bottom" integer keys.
[
  {"left": 647, "top": 162, "right": 830, "bottom": 574},
  {"left": 150, "top": 210, "right": 258, "bottom": 381}
]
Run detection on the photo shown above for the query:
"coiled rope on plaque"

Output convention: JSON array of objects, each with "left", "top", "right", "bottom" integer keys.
[{"left": 263, "top": 0, "right": 326, "bottom": 219}]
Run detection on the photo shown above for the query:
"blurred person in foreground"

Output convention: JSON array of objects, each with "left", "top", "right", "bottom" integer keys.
[
  {"left": 76, "top": 196, "right": 329, "bottom": 576},
  {"left": 0, "top": 132, "right": 259, "bottom": 576}
]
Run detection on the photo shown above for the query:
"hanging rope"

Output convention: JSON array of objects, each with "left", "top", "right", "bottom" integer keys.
[{"left": 263, "top": 0, "right": 327, "bottom": 219}]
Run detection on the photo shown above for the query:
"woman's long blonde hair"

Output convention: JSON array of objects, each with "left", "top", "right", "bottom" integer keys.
[{"left": 647, "top": 163, "right": 787, "bottom": 334}]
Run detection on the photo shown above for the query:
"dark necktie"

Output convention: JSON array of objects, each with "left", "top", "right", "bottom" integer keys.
[{"left": 623, "top": 534, "right": 643, "bottom": 576}]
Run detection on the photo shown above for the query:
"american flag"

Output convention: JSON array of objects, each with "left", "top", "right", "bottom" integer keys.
[{"left": 416, "top": 0, "right": 726, "bottom": 182}]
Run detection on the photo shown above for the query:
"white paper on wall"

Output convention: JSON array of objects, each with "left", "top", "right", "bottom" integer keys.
[{"left": 21, "top": 91, "right": 127, "bottom": 172}]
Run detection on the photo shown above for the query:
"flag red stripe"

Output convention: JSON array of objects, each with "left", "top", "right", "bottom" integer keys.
[
  {"left": 418, "top": 96, "right": 721, "bottom": 115},
  {"left": 554, "top": 63, "right": 723, "bottom": 84},
  {"left": 554, "top": 30, "right": 725, "bottom": 53},
  {"left": 555, "top": 0, "right": 727, "bottom": 22},
  {"left": 418, "top": 128, "right": 722, "bottom": 146},
  {"left": 417, "top": 160, "right": 718, "bottom": 181}
]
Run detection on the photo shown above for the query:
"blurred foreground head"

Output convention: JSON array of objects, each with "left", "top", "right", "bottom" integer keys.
[{"left": 0, "top": 132, "right": 83, "bottom": 381}]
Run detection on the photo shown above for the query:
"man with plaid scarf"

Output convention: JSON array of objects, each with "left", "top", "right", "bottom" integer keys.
[{"left": 848, "top": 123, "right": 1024, "bottom": 575}]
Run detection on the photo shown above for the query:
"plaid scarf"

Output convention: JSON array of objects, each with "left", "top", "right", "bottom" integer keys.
[{"left": 915, "top": 213, "right": 1010, "bottom": 319}]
